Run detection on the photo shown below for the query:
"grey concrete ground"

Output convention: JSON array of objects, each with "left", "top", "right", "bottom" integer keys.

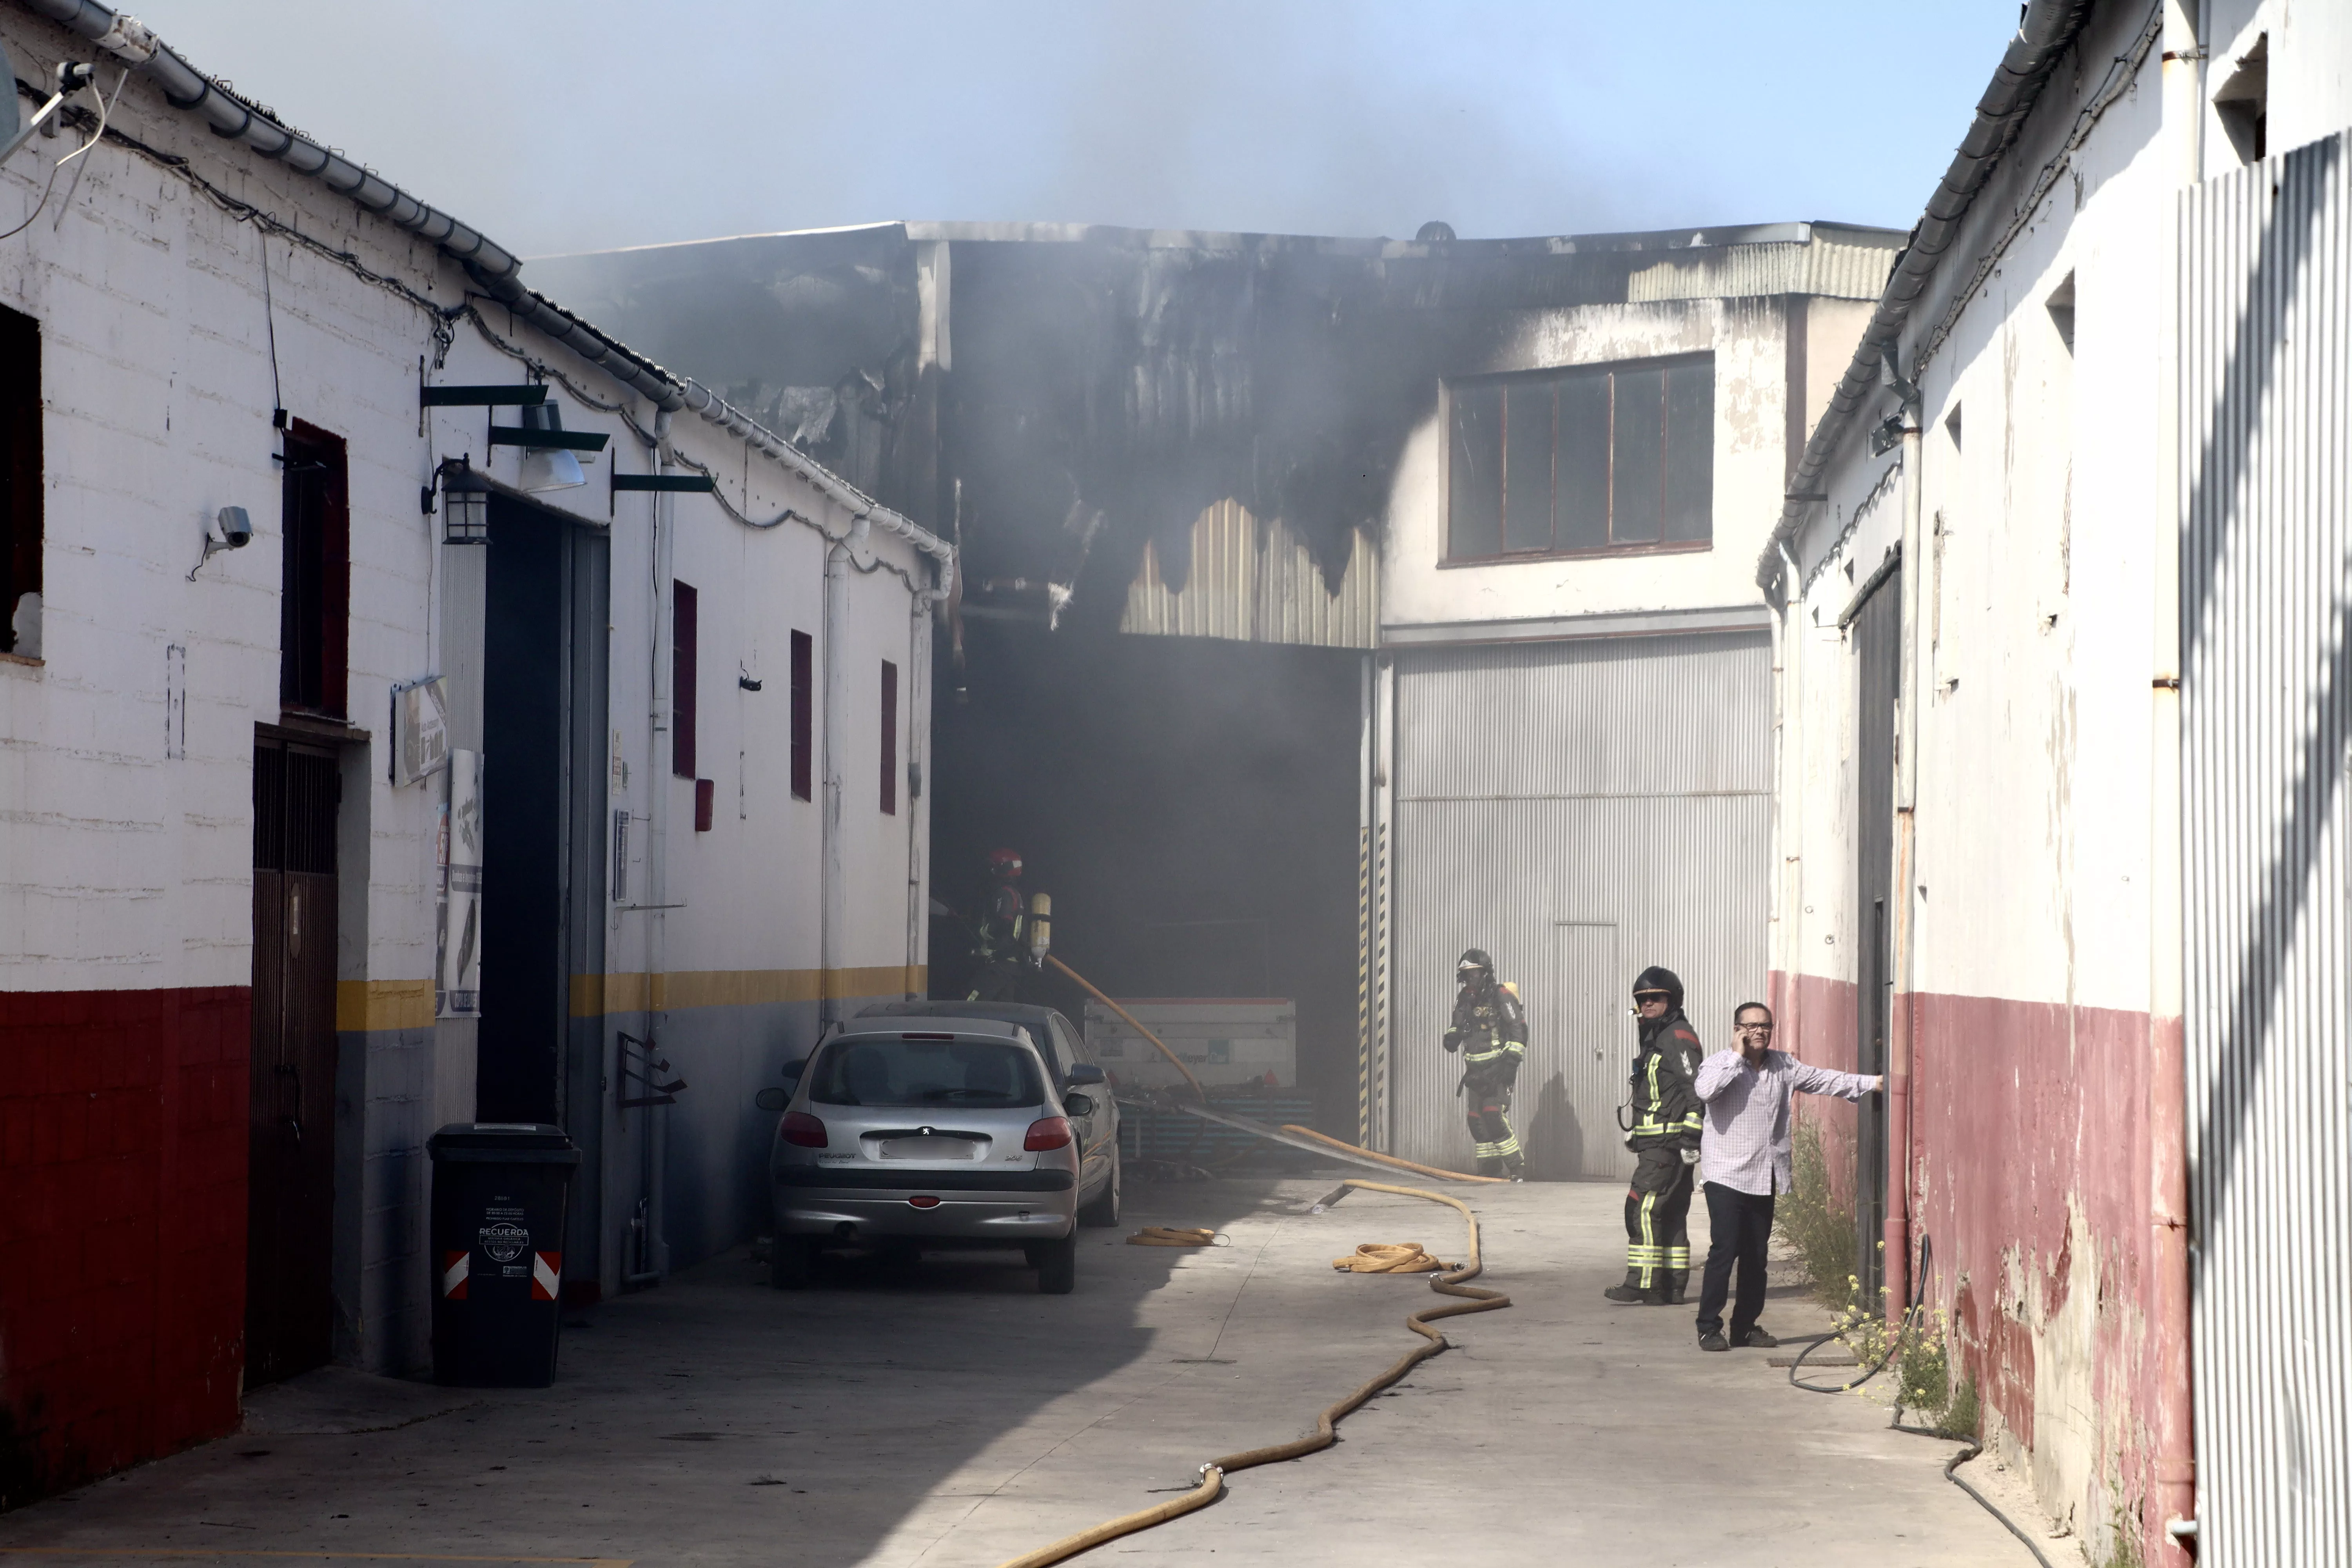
[{"left": 0, "top": 1176, "right": 2058, "bottom": 1567}]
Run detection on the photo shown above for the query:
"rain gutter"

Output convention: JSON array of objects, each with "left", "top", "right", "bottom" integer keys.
[
  {"left": 1754, "top": 0, "right": 2096, "bottom": 591},
  {"left": 14, "top": 0, "right": 952, "bottom": 592}
]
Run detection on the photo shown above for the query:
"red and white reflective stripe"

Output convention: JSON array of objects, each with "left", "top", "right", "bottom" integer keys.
[
  {"left": 441, "top": 1250, "right": 470, "bottom": 1299},
  {"left": 531, "top": 1251, "right": 562, "bottom": 1301}
]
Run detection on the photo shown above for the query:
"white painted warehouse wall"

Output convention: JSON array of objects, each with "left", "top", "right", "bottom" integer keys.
[{"left": 0, "top": 0, "right": 941, "bottom": 1376}]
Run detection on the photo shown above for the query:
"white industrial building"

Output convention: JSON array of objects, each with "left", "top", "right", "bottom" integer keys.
[
  {"left": 1364, "top": 226, "right": 1893, "bottom": 1176},
  {"left": 1766, "top": 0, "right": 2351, "bottom": 1562},
  {"left": 0, "top": 0, "right": 946, "bottom": 1501}
]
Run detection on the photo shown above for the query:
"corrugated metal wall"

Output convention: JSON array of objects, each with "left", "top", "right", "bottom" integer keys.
[
  {"left": 1626, "top": 239, "right": 1896, "bottom": 304},
  {"left": 1388, "top": 632, "right": 1770, "bottom": 1176},
  {"left": 2182, "top": 129, "right": 2351, "bottom": 1567},
  {"left": 1121, "top": 499, "right": 1378, "bottom": 648}
]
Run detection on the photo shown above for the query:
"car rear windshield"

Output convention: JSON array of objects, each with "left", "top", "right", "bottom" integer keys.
[{"left": 809, "top": 1037, "right": 1045, "bottom": 1109}]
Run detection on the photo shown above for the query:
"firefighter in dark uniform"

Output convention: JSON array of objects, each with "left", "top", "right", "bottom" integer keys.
[
  {"left": 966, "top": 848, "right": 1030, "bottom": 1002},
  {"left": 1606, "top": 965, "right": 1704, "bottom": 1304},
  {"left": 1443, "top": 948, "right": 1527, "bottom": 1181}
]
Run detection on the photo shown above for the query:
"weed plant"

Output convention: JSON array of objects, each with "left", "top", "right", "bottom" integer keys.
[{"left": 1774, "top": 1116, "right": 1856, "bottom": 1308}]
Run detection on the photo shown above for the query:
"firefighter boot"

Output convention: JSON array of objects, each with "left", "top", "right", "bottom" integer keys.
[{"left": 1604, "top": 1252, "right": 1665, "bottom": 1303}]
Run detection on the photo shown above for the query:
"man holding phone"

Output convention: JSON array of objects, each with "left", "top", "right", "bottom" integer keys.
[{"left": 1691, "top": 1001, "right": 1881, "bottom": 1352}]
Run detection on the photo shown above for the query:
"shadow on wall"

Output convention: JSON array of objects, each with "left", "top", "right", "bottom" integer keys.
[{"left": 1526, "top": 1072, "right": 1587, "bottom": 1181}]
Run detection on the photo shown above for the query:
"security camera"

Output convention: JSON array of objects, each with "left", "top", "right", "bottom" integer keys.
[{"left": 189, "top": 506, "right": 253, "bottom": 580}]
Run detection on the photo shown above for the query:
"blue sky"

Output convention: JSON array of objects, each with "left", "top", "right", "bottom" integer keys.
[{"left": 138, "top": 2, "right": 2025, "bottom": 258}]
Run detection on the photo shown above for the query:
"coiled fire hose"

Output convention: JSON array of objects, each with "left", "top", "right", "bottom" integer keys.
[{"left": 992, "top": 1179, "right": 1511, "bottom": 1568}]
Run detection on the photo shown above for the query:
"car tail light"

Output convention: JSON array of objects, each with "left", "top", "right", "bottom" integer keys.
[
  {"left": 908, "top": 1195, "right": 941, "bottom": 1209},
  {"left": 1024, "top": 1116, "right": 1073, "bottom": 1151},
  {"left": 782, "top": 1112, "right": 828, "bottom": 1148}
]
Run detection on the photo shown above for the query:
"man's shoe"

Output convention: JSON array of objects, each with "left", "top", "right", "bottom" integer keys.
[
  {"left": 1699, "top": 1332, "right": 1730, "bottom": 1352},
  {"left": 1666, "top": 1288, "right": 1689, "bottom": 1305},
  {"left": 1602, "top": 1284, "right": 1652, "bottom": 1303},
  {"left": 1737, "top": 1328, "right": 1780, "bottom": 1349}
]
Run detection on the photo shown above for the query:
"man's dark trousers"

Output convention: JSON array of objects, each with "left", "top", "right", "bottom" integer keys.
[{"left": 1696, "top": 1181, "right": 1775, "bottom": 1340}]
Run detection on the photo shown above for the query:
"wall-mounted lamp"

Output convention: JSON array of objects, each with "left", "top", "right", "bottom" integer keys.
[
  {"left": 515, "top": 403, "right": 586, "bottom": 493},
  {"left": 485, "top": 400, "right": 609, "bottom": 495},
  {"left": 438, "top": 458, "right": 488, "bottom": 543}
]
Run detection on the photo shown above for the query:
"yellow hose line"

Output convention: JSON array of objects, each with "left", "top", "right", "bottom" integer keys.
[
  {"left": 1126, "top": 1226, "right": 1226, "bottom": 1247},
  {"left": 1277, "top": 1123, "right": 1509, "bottom": 1185},
  {"left": 991, "top": 1178, "right": 1511, "bottom": 1568},
  {"left": 1045, "top": 955, "right": 1210, "bottom": 1101}
]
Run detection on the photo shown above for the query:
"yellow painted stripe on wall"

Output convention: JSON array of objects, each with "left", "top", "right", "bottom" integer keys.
[
  {"left": 335, "top": 978, "right": 437, "bottom": 1033},
  {"left": 569, "top": 965, "right": 925, "bottom": 1018}
]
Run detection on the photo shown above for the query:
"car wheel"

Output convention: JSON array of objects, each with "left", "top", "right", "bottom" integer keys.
[
  {"left": 1077, "top": 1154, "right": 1122, "bottom": 1227},
  {"left": 770, "top": 1237, "right": 818, "bottom": 1290},
  {"left": 1031, "top": 1236, "right": 1077, "bottom": 1294}
]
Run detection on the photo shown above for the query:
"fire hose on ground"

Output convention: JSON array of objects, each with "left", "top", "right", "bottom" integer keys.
[
  {"left": 1047, "top": 954, "right": 1504, "bottom": 1186},
  {"left": 990, "top": 1178, "right": 1510, "bottom": 1568}
]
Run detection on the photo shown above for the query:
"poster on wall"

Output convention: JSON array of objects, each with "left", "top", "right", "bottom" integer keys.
[
  {"left": 437, "top": 748, "right": 483, "bottom": 1018},
  {"left": 392, "top": 675, "right": 450, "bottom": 786}
]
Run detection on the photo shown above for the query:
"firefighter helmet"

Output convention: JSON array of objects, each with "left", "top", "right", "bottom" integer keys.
[
  {"left": 987, "top": 848, "right": 1024, "bottom": 880},
  {"left": 1632, "top": 964, "right": 1684, "bottom": 1007},
  {"left": 1457, "top": 947, "right": 1495, "bottom": 977}
]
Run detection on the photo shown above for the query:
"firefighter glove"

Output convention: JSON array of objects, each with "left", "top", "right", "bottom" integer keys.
[{"left": 1679, "top": 1146, "right": 1699, "bottom": 1167}]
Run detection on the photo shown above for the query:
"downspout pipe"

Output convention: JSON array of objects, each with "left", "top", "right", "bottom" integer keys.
[
  {"left": 902, "top": 579, "right": 934, "bottom": 1001},
  {"left": 638, "top": 407, "right": 675, "bottom": 1286},
  {"left": 1756, "top": 0, "right": 2094, "bottom": 592},
  {"left": 2149, "top": 1, "right": 2202, "bottom": 1557},
  {"left": 1777, "top": 539, "right": 1806, "bottom": 1059},
  {"left": 1886, "top": 409, "right": 1924, "bottom": 1325},
  {"left": 15, "top": 0, "right": 956, "bottom": 587},
  {"left": 818, "top": 516, "right": 863, "bottom": 1025}
]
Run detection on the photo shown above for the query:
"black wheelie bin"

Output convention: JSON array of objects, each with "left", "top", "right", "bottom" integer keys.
[{"left": 428, "top": 1122, "right": 580, "bottom": 1386}]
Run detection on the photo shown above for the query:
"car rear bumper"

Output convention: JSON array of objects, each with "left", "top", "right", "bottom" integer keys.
[
  {"left": 772, "top": 1163, "right": 1077, "bottom": 1241},
  {"left": 776, "top": 1194, "right": 1075, "bottom": 1240}
]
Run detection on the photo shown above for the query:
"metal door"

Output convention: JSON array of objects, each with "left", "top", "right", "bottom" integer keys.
[
  {"left": 1850, "top": 572, "right": 1899, "bottom": 1305},
  {"left": 246, "top": 739, "right": 340, "bottom": 1387}
]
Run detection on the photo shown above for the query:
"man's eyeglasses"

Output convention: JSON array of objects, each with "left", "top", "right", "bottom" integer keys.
[{"left": 1736, "top": 1021, "right": 1776, "bottom": 1035}]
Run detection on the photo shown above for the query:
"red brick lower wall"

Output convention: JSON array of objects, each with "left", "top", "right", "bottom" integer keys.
[
  {"left": 1771, "top": 970, "right": 1860, "bottom": 1206},
  {"left": 0, "top": 986, "right": 248, "bottom": 1509},
  {"left": 1768, "top": 973, "right": 2176, "bottom": 1554},
  {"left": 1911, "top": 990, "right": 2163, "bottom": 1550}
]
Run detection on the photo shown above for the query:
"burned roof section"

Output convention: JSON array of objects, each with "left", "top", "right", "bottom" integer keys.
[{"left": 531, "top": 220, "right": 1901, "bottom": 629}]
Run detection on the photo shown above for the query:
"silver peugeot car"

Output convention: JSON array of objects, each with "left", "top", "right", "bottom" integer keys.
[{"left": 757, "top": 1018, "right": 1115, "bottom": 1293}]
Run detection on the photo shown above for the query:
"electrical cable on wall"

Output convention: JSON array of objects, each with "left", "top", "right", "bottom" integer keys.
[
  {"left": 257, "top": 223, "right": 283, "bottom": 426},
  {"left": 0, "top": 133, "right": 61, "bottom": 242},
  {"left": 47, "top": 63, "right": 122, "bottom": 230}
]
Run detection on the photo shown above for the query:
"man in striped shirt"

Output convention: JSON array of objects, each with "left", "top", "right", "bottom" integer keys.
[{"left": 1692, "top": 1000, "right": 1881, "bottom": 1352}]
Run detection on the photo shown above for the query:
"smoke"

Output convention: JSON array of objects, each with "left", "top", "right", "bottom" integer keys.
[{"left": 137, "top": 0, "right": 2020, "bottom": 258}]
